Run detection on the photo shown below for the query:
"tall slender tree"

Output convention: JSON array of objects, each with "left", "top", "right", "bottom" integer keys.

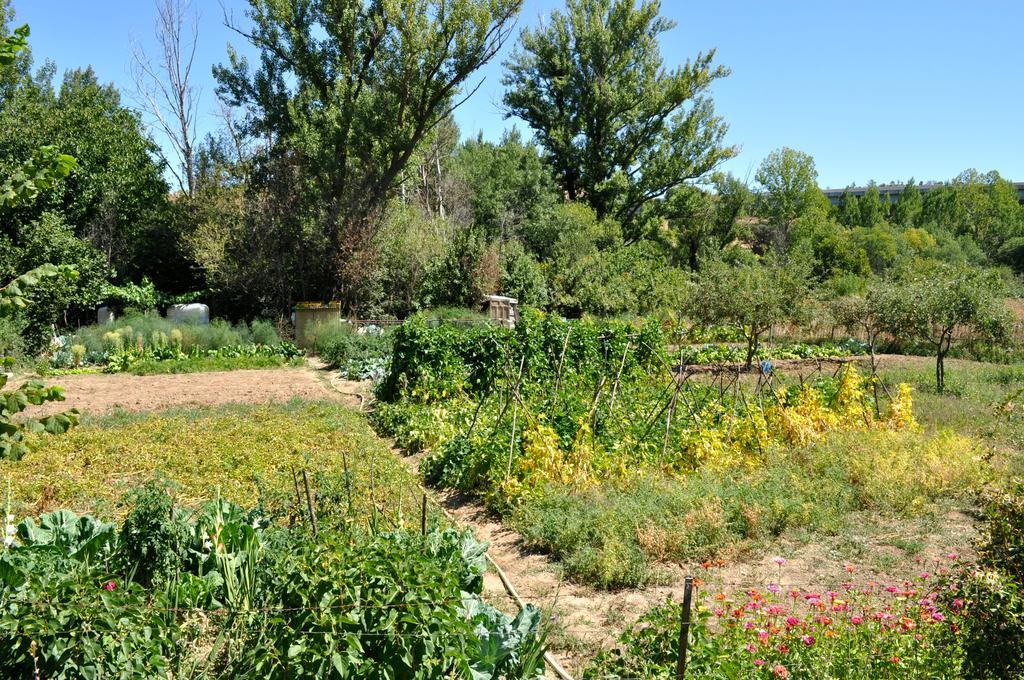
[
  {"left": 894, "top": 177, "right": 922, "bottom": 227},
  {"left": 502, "top": 0, "right": 734, "bottom": 238},
  {"left": 131, "top": 0, "right": 201, "bottom": 197}
]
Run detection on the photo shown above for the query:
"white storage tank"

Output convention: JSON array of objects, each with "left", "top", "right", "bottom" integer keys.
[
  {"left": 167, "top": 303, "right": 210, "bottom": 325},
  {"left": 97, "top": 306, "right": 116, "bottom": 324}
]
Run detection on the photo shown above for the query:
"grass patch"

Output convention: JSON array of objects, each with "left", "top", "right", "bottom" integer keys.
[{"left": 1, "top": 400, "right": 422, "bottom": 521}]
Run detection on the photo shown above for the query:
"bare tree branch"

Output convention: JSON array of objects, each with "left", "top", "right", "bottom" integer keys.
[{"left": 131, "top": 0, "right": 201, "bottom": 197}]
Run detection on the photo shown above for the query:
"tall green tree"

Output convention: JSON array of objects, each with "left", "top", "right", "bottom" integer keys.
[
  {"left": 502, "top": 0, "right": 734, "bottom": 238},
  {"left": 857, "top": 181, "right": 885, "bottom": 228},
  {"left": 214, "top": 0, "right": 521, "bottom": 312},
  {"left": 0, "top": 65, "right": 175, "bottom": 288},
  {"left": 754, "top": 147, "right": 829, "bottom": 248},
  {"left": 452, "top": 129, "right": 558, "bottom": 245},
  {"left": 837, "top": 188, "right": 860, "bottom": 227},
  {"left": 688, "top": 255, "right": 811, "bottom": 368},
  {"left": 894, "top": 178, "right": 922, "bottom": 227}
]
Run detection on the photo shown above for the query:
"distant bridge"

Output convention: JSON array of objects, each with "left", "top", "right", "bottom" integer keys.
[{"left": 822, "top": 181, "right": 1024, "bottom": 205}]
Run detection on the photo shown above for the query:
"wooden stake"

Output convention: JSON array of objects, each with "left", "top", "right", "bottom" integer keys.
[
  {"left": 676, "top": 576, "right": 694, "bottom": 680},
  {"left": 340, "top": 448, "right": 353, "bottom": 515},
  {"left": 301, "top": 468, "right": 318, "bottom": 536},
  {"left": 290, "top": 465, "right": 304, "bottom": 525},
  {"left": 421, "top": 492, "right": 428, "bottom": 536}
]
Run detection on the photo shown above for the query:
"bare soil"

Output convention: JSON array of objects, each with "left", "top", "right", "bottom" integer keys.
[{"left": 18, "top": 363, "right": 365, "bottom": 418}]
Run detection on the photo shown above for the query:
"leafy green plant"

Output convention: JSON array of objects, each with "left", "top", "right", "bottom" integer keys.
[
  {"left": 119, "top": 479, "right": 191, "bottom": 587},
  {"left": 0, "top": 376, "right": 78, "bottom": 461},
  {"left": 0, "top": 483, "right": 548, "bottom": 678}
]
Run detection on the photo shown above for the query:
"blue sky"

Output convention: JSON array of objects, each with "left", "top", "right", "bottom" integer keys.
[{"left": 10, "top": 0, "right": 1024, "bottom": 189}]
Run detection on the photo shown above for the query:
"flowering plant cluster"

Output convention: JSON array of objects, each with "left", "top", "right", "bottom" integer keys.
[{"left": 588, "top": 556, "right": 969, "bottom": 679}]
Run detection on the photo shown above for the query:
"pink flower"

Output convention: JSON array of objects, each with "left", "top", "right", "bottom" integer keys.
[
  {"left": 773, "top": 664, "right": 789, "bottom": 679},
  {"left": 932, "top": 612, "right": 946, "bottom": 622},
  {"left": 886, "top": 585, "right": 898, "bottom": 593},
  {"left": 746, "top": 642, "right": 757, "bottom": 653},
  {"left": 785, "top": 616, "right": 799, "bottom": 628},
  {"left": 851, "top": 615, "right": 863, "bottom": 625},
  {"left": 946, "top": 552, "right": 959, "bottom": 560},
  {"left": 951, "top": 598, "right": 965, "bottom": 612},
  {"left": 768, "top": 605, "right": 786, "bottom": 615},
  {"left": 754, "top": 659, "right": 765, "bottom": 667},
  {"left": 768, "top": 583, "right": 781, "bottom": 594},
  {"left": 102, "top": 580, "right": 117, "bottom": 591},
  {"left": 918, "top": 572, "right": 930, "bottom": 580},
  {"left": 772, "top": 556, "right": 786, "bottom": 566},
  {"left": 758, "top": 630, "right": 770, "bottom": 642},
  {"left": 801, "top": 634, "right": 815, "bottom": 647}
]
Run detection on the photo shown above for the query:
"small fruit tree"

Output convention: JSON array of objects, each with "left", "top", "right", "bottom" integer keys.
[
  {"left": 882, "top": 265, "right": 1011, "bottom": 393},
  {"left": 688, "top": 256, "right": 810, "bottom": 368}
]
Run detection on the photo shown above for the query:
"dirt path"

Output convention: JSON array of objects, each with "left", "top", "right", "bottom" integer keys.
[
  {"left": 17, "top": 363, "right": 364, "bottom": 417},
  {"left": 377, "top": 429, "right": 690, "bottom": 676}
]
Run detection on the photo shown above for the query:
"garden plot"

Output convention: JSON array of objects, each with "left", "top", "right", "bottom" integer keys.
[
  {"left": 369, "top": 313, "right": 1023, "bottom": 673},
  {"left": 19, "top": 364, "right": 361, "bottom": 417}
]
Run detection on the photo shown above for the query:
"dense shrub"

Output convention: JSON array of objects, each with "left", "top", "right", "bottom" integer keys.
[
  {"left": 0, "top": 317, "right": 25, "bottom": 363},
  {"left": 943, "top": 480, "right": 1024, "bottom": 678}
]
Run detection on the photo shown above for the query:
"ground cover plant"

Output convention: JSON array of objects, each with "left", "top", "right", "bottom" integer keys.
[
  {"left": 0, "top": 397, "right": 550, "bottom": 677},
  {"left": 372, "top": 312, "right": 994, "bottom": 589},
  {"left": 1, "top": 401, "right": 411, "bottom": 518},
  {"left": 586, "top": 469, "right": 1024, "bottom": 679},
  {"left": 0, "top": 482, "right": 548, "bottom": 678}
]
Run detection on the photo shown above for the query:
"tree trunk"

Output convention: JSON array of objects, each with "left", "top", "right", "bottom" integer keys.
[
  {"left": 936, "top": 349, "right": 945, "bottom": 394},
  {"left": 745, "top": 333, "right": 757, "bottom": 370}
]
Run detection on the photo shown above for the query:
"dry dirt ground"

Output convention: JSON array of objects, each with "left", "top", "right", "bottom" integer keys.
[{"left": 18, "top": 363, "right": 366, "bottom": 418}]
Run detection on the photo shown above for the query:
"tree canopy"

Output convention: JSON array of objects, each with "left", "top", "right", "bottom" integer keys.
[
  {"left": 503, "top": 0, "right": 734, "bottom": 238},
  {"left": 213, "top": 0, "right": 522, "bottom": 310}
]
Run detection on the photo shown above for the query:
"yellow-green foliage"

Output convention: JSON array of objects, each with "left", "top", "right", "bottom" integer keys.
[
  {"left": 150, "top": 330, "right": 168, "bottom": 349},
  {"left": 69, "top": 344, "right": 86, "bottom": 367},
  {"left": 0, "top": 401, "right": 421, "bottom": 520},
  {"left": 103, "top": 332, "right": 123, "bottom": 350},
  {"left": 676, "top": 367, "right": 914, "bottom": 472},
  {"left": 840, "top": 429, "right": 989, "bottom": 514}
]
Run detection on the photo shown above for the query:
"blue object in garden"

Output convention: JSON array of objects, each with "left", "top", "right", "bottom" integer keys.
[{"left": 760, "top": 360, "right": 773, "bottom": 374}]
